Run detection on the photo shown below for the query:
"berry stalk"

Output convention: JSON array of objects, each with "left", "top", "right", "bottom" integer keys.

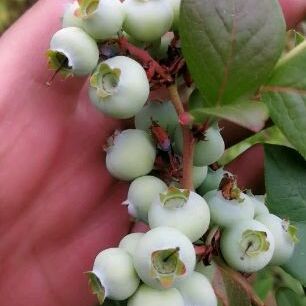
[{"left": 168, "top": 84, "right": 194, "bottom": 190}]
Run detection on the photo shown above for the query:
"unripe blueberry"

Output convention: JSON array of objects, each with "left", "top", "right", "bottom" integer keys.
[
  {"left": 221, "top": 220, "right": 275, "bottom": 273},
  {"left": 193, "top": 166, "right": 208, "bottom": 189},
  {"left": 62, "top": 1, "right": 84, "bottom": 29},
  {"left": 197, "top": 168, "right": 228, "bottom": 196},
  {"left": 247, "top": 192, "right": 269, "bottom": 217},
  {"left": 105, "top": 129, "right": 156, "bottom": 181},
  {"left": 205, "top": 190, "right": 254, "bottom": 227},
  {"left": 123, "top": 175, "right": 167, "bottom": 222},
  {"left": 47, "top": 27, "right": 99, "bottom": 76},
  {"left": 133, "top": 227, "right": 196, "bottom": 289},
  {"left": 128, "top": 284, "right": 184, "bottom": 306},
  {"left": 119, "top": 233, "right": 145, "bottom": 256},
  {"left": 135, "top": 101, "right": 178, "bottom": 136},
  {"left": 256, "top": 214, "right": 297, "bottom": 265},
  {"left": 89, "top": 56, "right": 149, "bottom": 119},
  {"left": 74, "top": 0, "right": 125, "bottom": 40},
  {"left": 123, "top": 0, "right": 174, "bottom": 42},
  {"left": 148, "top": 188, "right": 210, "bottom": 242},
  {"left": 168, "top": 0, "right": 181, "bottom": 30},
  {"left": 176, "top": 272, "right": 217, "bottom": 306},
  {"left": 87, "top": 248, "right": 140, "bottom": 304},
  {"left": 174, "top": 125, "right": 225, "bottom": 166}
]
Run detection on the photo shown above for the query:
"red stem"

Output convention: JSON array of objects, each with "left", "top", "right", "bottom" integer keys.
[{"left": 168, "top": 84, "right": 194, "bottom": 190}]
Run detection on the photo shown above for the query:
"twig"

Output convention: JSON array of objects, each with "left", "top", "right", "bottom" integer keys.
[{"left": 168, "top": 84, "right": 194, "bottom": 190}]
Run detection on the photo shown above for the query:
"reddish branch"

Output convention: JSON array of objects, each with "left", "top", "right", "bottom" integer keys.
[
  {"left": 168, "top": 84, "right": 194, "bottom": 190},
  {"left": 214, "top": 257, "right": 265, "bottom": 306}
]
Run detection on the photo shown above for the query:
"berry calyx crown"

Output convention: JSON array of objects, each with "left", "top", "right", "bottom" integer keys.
[
  {"left": 159, "top": 187, "right": 190, "bottom": 209},
  {"left": 85, "top": 271, "right": 106, "bottom": 305},
  {"left": 90, "top": 63, "right": 121, "bottom": 99},
  {"left": 240, "top": 230, "right": 270, "bottom": 258},
  {"left": 150, "top": 247, "right": 186, "bottom": 288}
]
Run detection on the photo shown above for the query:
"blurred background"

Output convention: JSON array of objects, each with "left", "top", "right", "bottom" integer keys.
[{"left": 0, "top": 0, "right": 37, "bottom": 34}]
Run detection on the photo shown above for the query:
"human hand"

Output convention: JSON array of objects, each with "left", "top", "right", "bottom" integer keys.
[{"left": 0, "top": 1, "right": 305, "bottom": 305}]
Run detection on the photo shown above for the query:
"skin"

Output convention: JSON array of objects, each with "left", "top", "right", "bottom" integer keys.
[{"left": 0, "top": 0, "right": 305, "bottom": 305}]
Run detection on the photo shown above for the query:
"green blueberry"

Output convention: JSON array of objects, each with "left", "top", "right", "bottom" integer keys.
[
  {"left": 176, "top": 272, "right": 217, "bottom": 306},
  {"left": 123, "top": 0, "right": 173, "bottom": 42},
  {"left": 205, "top": 190, "right": 254, "bottom": 227},
  {"left": 247, "top": 192, "right": 269, "bottom": 217},
  {"left": 174, "top": 125, "right": 225, "bottom": 166},
  {"left": 135, "top": 101, "right": 178, "bottom": 136},
  {"left": 256, "top": 214, "right": 297, "bottom": 265},
  {"left": 193, "top": 166, "right": 208, "bottom": 189},
  {"left": 197, "top": 167, "right": 228, "bottom": 196},
  {"left": 87, "top": 248, "right": 140, "bottom": 304},
  {"left": 47, "top": 27, "right": 99, "bottom": 77},
  {"left": 133, "top": 227, "right": 196, "bottom": 290},
  {"left": 221, "top": 220, "right": 275, "bottom": 273},
  {"left": 75, "top": 0, "right": 125, "bottom": 40},
  {"left": 195, "top": 261, "right": 216, "bottom": 282},
  {"left": 105, "top": 129, "right": 156, "bottom": 181},
  {"left": 62, "top": 1, "right": 84, "bottom": 29},
  {"left": 89, "top": 56, "right": 150, "bottom": 119},
  {"left": 119, "top": 233, "right": 145, "bottom": 256},
  {"left": 128, "top": 284, "right": 184, "bottom": 306},
  {"left": 123, "top": 175, "right": 167, "bottom": 222},
  {"left": 148, "top": 188, "right": 210, "bottom": 242}
]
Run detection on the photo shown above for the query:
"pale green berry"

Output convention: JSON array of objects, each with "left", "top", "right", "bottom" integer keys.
[
  {"left": 135, "top": 101, "right": 179, "bottom": 136},
  {"left": 123, "top": 0, "right": 173, "bottom": 42},
  {"left": 89, "top": 56, "right": 149, "bottom": 119},
  {"left": 62, "top": 1, "right": 84, "bottom": 29},
  {"left": 176, "top": 272, "right": 217, "bottom": 306},
  {"left": 221, "top": 220, "right": 275, "bottom": 273},
  {"left": 248, "top": 193, "right": 269, "bottom": 217},
  {"left": 193, "top": 166, "right": 208, "bottom": 189},
  {"left": 205, "top": 190, "right": 254, "bottom": 227},
  {"left": 87, "top": 248, "right": 140, "bottom": 304},
  {"left": 47, "top": 27, "right": 99, "bottom": 77},
  {"left": 75, "top": 0, "right": 125, "bottom": 40},
  {"left": 256, "top": 214, "right": 297, "bottom": 266},
  {"left": 133, "top": 227, "right": 196, "bottom": 290},
  {"left": 119, "top": 233, "right": 145, "bottom": 256},
  {"left": 197, "top": 168, "right": 228, "bottom": 196},
  {"left": 105, "top": 129, "right": 156, "bottom": 181},
  {"left": 128, "top": 284, "right": 184, "bottom": 306},
  {"left": 174, "top": 125, "right": 225, "bottom": 166},
  {"left": 148, "top": 188, "right": 210, "bottom": 242},
  {"left": 123, "top": 175, "right": 167, "bottom": 222},
  {"left": 168, "top": 0, "right": 181, "bottom": 30}
]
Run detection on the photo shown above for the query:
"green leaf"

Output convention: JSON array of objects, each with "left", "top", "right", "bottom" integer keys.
[
  {"left": 191, "top": 100, "right": 269, "bottom": 132},
  {"left": 283, "top": 223, "right": 306, "bottom": 287},
  {"left": 262, "top": 41, "right": 306, "bottom": 159},
  {"left": 265, "top": 145, "right": 306, "bottom": 222},
  {"left": 219, "top": 126, "right": 293, "bottom": 166},
  {"left": 180, "top": 0, "right": 285, "bottom": 106},
  {"left": 276, "top": 288, "right": 304, "bottom": 306},
  {"left": 264, "top": 145, "right": 306, "bottom": 286}
]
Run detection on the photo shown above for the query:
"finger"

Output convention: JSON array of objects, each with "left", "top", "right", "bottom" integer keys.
[
  {"left": 0, "top": 0, "right": 86, "bottom": 104},
  {"left": 279, "top": 0, "right": 306, "bottom": 28},
  {"left": 225, "top": 144, "right": 265, "bottom": 194}
]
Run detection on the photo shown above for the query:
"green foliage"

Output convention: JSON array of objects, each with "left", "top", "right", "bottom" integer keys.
[
  {"left": 180, "top": 0, "right": 285, "bottom": 108},
  {"left": 265, "top": 145, "right": 306, "bottom": 286},
  {"left": 262, "top": 42, "right": 306, "bottom": 159},
  {"left": 276, "top": 288, "right": 306, "bottom": 306}
]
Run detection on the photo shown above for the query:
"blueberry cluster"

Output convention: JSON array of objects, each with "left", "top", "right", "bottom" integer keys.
[{"left": 46, "top": 1, "right": 298, "bottom": 305}]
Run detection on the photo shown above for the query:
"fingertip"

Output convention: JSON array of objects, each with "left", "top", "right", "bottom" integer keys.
[
  {"left": 225, "top": 144, "right": 265, "bottom": 194},
  {"left": 279, "top": 0, "right": 306, "bottom": 28}
]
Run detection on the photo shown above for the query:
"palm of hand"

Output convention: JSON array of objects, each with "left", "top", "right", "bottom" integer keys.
[{"left": 0, "top": 0, "right": 304, "bottom": 306}]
